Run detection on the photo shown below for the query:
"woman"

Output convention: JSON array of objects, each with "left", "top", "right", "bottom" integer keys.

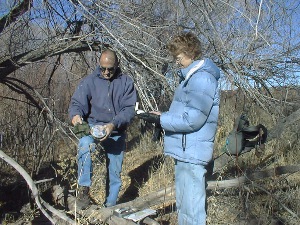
[{"left": 140, "top": 32, "right": 220, "bottom": 224}]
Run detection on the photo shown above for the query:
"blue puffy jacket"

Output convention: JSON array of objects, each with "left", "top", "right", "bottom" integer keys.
[
  {"left": 161, "top": 58, "right": 220, "bottom": 165},
  {"left": 68, "top": 66, "right": 137, "bottom": 133}
]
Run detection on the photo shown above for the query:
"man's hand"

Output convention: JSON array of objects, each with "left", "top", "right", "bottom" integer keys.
[
  {"left": 100, "top": 123, "right": 115, "bottom": 141},
  {"left": 72, "top": 115, "right": 82, "bottom": 126}
]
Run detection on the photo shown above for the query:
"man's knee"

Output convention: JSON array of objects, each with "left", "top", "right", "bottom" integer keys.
[{"left": 78, "top": 136, "right": 95, "bottom": 152}]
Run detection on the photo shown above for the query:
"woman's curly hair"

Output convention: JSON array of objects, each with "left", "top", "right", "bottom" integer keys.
[{"left": 166, "top": 32, "right": 202, "bottom": 60}]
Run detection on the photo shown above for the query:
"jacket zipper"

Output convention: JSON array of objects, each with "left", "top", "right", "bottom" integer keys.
[
  {"left": 182, "top": 133, "right": 186, "bottom": 151},
  {"left": 107, "top": 80, "right": 111, "bottom": 112}
]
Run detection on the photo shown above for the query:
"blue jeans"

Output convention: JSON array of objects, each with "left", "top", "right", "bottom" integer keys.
[
  {"left": 175, "top": 160, "right": 207, "bottom": 225},
  {"left": 77, "top": 133, "right": 125, "bottom": 206}
]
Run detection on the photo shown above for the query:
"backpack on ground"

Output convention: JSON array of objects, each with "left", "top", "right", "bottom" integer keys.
[{"left": 224, "top": 114, "right": 268, "bottom": 156}]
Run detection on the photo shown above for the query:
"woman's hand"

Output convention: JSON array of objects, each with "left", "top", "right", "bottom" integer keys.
[{"left": 137, "top": 112, "right": 161, "bottom": 124}]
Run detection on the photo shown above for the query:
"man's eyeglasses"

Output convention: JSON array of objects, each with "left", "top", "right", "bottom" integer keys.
[{"left": 100, "top": 66, "right": 115, "bottom": 73}]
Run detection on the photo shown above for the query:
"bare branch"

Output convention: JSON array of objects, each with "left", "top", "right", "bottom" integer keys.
[
  {"left": 0, "top": 39, "right": 102, "bottom": 79},
  {"left": 0, "top": 0, "right": 33, "bottom": 33},
  {"left": 0, "top": 149, "right": 75, "bottom": 224}
]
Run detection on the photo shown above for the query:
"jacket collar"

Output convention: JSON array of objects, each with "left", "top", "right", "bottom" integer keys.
[{"left": 180, "top": 59, "right": 205, "bottom": 80}]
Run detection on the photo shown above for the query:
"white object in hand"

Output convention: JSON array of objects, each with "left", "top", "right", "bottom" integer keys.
[
  {"left": 91, "top": 125, "right": 106, "bottom": 138},
  {"left": 136, "top": 110, "right": 145, "bottom": 115}
]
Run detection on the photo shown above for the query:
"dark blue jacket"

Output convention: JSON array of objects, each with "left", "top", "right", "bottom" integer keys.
[
  {"left": 69, "top": 66, "right": 137, "bottom": 133},
  {"left": 161, "top": 59, "right": 220, "bottom": 165}
]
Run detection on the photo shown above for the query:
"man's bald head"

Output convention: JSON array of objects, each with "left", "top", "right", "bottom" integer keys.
[
  {"left": 99, "top": 49, "right": 119, "bottom": 79},
  {"left": 100, "top": 49, "right": 118, "bottom": 65}
]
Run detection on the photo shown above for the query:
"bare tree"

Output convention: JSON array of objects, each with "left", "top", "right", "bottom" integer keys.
[
  {"left": 1, "top": 0, "right": 300, "bottom": 112},
  {"left": 0, "top": 0, "right": 103, "bottom": 177},
  {"left": 0, "top": 0, "right": 300, "bottom": 223},
  {"left": 52, "top": 0, "right": 299, "bottom": 115}
]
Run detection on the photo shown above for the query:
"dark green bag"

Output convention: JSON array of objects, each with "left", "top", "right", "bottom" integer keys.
[
  {"left": 224, "top": 114, "right": 268, "bottom": 156},
  {"left": 72, "top": 121, "right": 90, "bottom": 138}
]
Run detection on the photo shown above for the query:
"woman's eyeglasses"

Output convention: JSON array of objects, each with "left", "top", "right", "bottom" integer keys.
[
  {"left": 100, "top": 66, "right": 115, "bottom": 73},
  {"left": 175, "top": 56, "right": 184, "bottom": 63}
]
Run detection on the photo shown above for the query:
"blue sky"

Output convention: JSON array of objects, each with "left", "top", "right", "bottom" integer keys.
[{"left": 0, "top": 0, "right": 14, "bottom": 17}]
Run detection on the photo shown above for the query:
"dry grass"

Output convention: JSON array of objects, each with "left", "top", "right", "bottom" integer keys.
[
  {"left": 86, "top": 116, "right": 299, "bottom": 225},
  {"left": 54, "top": 94, "right": 300, "bottom": 224},
  {"left": 1, "top": 90, "right": 300, "bottom": 225}
]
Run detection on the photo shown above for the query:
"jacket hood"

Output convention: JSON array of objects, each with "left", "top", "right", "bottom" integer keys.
[{"left": 180, "top": 58, "right": 220, "bottom": 81}]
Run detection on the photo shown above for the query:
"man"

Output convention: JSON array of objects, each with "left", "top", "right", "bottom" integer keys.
[{"left": 69, "top": 49, "right": 137, "bottom": 208}]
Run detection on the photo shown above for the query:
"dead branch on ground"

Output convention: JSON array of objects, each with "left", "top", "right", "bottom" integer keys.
[
  {"left": 0, "top": 149, "right": 75, "bottom": 225},
  {"left": 52, "top": 164, "right": 300, "bottom": 224},
  {"left": 1, "top": 145, "right": 299, "bottom": 224}
]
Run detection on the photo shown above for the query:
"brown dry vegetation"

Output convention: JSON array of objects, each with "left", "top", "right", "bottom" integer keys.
[
  {"left": 2, "top": 87, "right": 299, "bottom": 225},
  {"left": 61, "top": 88, "right": 300, "bottom": 225}
]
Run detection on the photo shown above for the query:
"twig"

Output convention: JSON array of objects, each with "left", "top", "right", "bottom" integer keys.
[
  {"left": 256, "top": 0, "right": 263, "bottom": 38},
  {"left": 34, "top": 178, "right": 54, "bottom": 184}
]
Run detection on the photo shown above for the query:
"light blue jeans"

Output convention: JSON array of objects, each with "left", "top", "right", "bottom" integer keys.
[
  {"left": 175, "top": 160, "right": 207, "bottom": 225},
  {"left": 77, "top": 133, "right": 125, "bottom": 206}
]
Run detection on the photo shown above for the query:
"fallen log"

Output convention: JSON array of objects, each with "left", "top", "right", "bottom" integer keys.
[
  {"left": 2, "top": 145, "right": 299, "bottom": 225},
  {"left": 52, "top": 164, "right": 300, "bottom": 224},
  {"left": 52, "top": 185, "right": 174, "bottom": 224}
]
